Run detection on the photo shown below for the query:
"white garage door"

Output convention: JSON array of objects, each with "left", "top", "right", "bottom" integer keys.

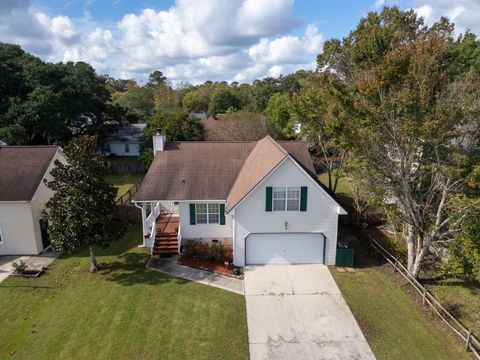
[{"left": 246, "top": 233, "right": 325, "bottom": 265}]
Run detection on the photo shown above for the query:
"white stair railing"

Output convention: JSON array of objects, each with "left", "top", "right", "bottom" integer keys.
[{"left": 177, "top": 223, "right": 182, "bottom": 254}]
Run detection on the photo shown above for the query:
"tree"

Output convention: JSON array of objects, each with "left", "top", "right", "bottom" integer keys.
[
  {"left": 0, "top": 44, "right": 112, "bottom": 145},
  {"left": 111, "top": 84, "right": 154, "bottom": 122},
  {"left": 147, "top": 70, "right": 167, "bottom": 87},
  {"left": 265, "top": 93, "right": 293, "bottom": 136},
  {"left": 142, "top": 111, "right": 205, "bottom": 163},
  {"left": 292, "top": 73, "right": 350, "bottom": 193},
  {"left": 444, "top": 167, "right": 480, "bottom": 281},
  {"left": 208, "top": 111, "right": 279, "bottom": 141},
  {"left": 250, "top": 77, "right": 280, "bottom": 112},
  {"left": 208, "top": 87, "right": 241, "bottom": 114},
  {"left": 320, "top": 7, "right": 480, "bottom": 277},
  {"left": 43, "top": 136, "right": 123, "bottom": 272}
]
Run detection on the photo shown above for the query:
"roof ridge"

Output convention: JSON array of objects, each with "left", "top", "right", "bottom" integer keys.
[
  {"left": 167, "top": 140, "right": 254, "bottom": 144},
  {"left": 0, "top": 145, "right": 59, "bottom": 148},
  {"left": 263, "top": 135, "right": 288, "bottom": 155}
]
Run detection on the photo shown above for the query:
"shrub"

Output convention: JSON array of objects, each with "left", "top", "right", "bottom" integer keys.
[
  {"left": 184, "top": 240, "right": 196, "bottom": 257},
  {"left": 225, "top": 247, "right": 233, "bottom": 263},
  {"left": 210, "top": 243, "right": 228, "bottom": 263},
  {"left": 194, "top": 241, "right": 210, "bottom": 261},
  {"left": 11, "top": 259, "right": 28, "bottom": 274}
]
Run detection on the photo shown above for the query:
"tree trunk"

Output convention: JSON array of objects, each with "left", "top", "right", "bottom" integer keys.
[
  {"left": 412, "top": 245, "right": 427, "bottom": 278},
  {"left": 406, "top": 225, "right": 416, "bottom": 274},
  {"left": 90, "top": 246, "right": 98, "bottom": 272}
]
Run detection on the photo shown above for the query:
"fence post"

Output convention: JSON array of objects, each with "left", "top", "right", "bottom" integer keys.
[{"left": 466, "top": 330, "right": 472, "bottom": 351}]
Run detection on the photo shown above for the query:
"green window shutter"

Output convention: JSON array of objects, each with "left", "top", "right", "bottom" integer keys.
[
  {"left": 189, "top": 204, "right": 196, "bottom": 225},
  {"left": 220, "top": 204, "right": 226, "bottom": 225},
  {"left": 300, "top": 186, "right": 308, "bottom": 211},
  {"left": 265, "top": 187, "right": 273, "bottom": 212}
]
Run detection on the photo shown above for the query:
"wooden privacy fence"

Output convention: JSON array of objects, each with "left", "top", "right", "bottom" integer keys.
[
  {"left": 117, "top": 180, "right": 142, "bottom": 206},
  {"left": 116, "top": 179, "right": 143, "bottom": 224},
  {"left": 362, "top": 230, "right": 480, "bottom": 358}
]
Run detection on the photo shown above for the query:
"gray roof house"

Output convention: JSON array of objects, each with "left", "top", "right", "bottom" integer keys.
[{"left": 105, "top": 123, "right": 147, "bottom": 157}]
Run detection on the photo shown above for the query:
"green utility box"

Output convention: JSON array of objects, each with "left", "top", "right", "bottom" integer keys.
[{"left": 336, "top": 248, "right": 354, "bottom": 267}]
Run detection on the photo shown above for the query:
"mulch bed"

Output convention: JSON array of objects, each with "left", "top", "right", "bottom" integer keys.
[
  {"left": 178, "top": 255, "right": 241, "bottom": 278},
  {"left": 10, "top": 269, "right": 44, "bottom": 278}
]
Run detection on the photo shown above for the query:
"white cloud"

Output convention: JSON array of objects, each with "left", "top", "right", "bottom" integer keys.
[
  {"left": 0, "top": 0, "right": 321, "bottom": 83},
  {"left": 412, "top": 0, "right": 480, "bottom": 35}
]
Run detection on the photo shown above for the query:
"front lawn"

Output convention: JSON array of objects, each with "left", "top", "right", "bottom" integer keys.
[
  {"left": 106, "top": 174, "right": 143, "bottom": 200},
  {"left": 0, "top": 226, "right": 248, "bottom": 360},
  {"left": 330, "top": 229, "right": 473, "bottom": 360},
  {"left": 331, "top": 266, "right": 471, "bottom": 360}
]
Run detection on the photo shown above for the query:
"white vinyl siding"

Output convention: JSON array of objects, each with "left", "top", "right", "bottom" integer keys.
[
  {"left": 179, "top": 202, "right": 232, "bottom": 239},
  {"left": 233, "top": 158, "right": 340, "bottom": 266}
]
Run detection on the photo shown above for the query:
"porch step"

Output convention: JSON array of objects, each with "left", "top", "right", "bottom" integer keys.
[{"left": 152, "top": 245, "right": 178, "bottom": 255}]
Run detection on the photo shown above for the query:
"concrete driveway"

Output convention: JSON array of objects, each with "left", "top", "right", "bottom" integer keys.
[{"left": 244, "top": 265, "right": 376, "bottom": 360}]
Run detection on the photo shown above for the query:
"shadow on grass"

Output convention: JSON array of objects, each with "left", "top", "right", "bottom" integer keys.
[{"left": 98, "top": 252, "right": 188, "bottom": 287}]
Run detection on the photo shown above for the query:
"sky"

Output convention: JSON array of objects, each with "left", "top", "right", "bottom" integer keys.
[{"left": 1, "top": 0, "right": 479, "bottom": 85}]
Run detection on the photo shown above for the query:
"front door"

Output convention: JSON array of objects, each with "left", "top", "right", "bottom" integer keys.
[{"left": 39, "top": 219, "right": 51, "bottom": 250}]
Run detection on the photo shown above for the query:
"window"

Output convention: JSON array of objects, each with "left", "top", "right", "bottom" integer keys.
[
  {"left": 196, "top": 203, "right": 220, "bottom": 224},
  {"left": 125, "top": 143, "right": 130, "bottom": 153},
  {"left": 0, "top": 225, "right": 3, "bottom": 244},
  {"left": 273, "top": 187, "right": 300, "bottom": 211},
  {"left": 273, "top": 187, "right": 286, "bottom": 211},
  {"left": 287, "top": 187, "right": 300, "bottom": 211}
]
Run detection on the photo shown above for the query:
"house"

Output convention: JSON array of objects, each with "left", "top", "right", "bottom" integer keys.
[
  {"left": 133, "top": 132, "right": 346, "bottom": 266},
  {"left": 0, "top": 146, "right": 65, "bottom": 255},
  {"left": 105, "top": 123, "right": 146, "bottom": 157}
]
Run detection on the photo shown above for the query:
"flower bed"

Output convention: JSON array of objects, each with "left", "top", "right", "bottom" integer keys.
[
  {"left": 178, "top": 240, "right": 242, "bottom": 278},
  {"left": 10, "top": 259, "right": 45, "bottom": 278},
  {"left": 10, "top": 268, "right": 44, "bottom": 278},
  {"left": 178, "top": 255, "right": 236, "bottom": 277}
]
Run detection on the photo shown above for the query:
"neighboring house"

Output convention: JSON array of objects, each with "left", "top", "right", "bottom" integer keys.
[
  {"left": 0, "top": 140, "right": 7, "bottom": 146},
  {"left": 133, "top": 132, "right": 346, "bottom": 266},
  {"left": 105, "top": 123, "right": 146, "bottom": 157},
  {"left": 0, "top": 146, "right": 66, "bottom": 255}
]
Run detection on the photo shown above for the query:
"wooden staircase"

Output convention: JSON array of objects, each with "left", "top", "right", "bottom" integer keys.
[{"left": 152, "top": 214, "right": 179, "bottom": 256}]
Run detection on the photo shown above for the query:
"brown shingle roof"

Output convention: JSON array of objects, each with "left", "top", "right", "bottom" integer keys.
[
  {"left": 226, "top": 136, "right": 287, "bottom": 211},
  {"left": 0, "top": 146, "right": 59, "bottom": 201},
  {"left": 135, "top": 137, "right": 316, "bottom": 204}
]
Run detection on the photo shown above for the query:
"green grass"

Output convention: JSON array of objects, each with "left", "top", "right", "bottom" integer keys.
[
  {"left": 0, "top": 226, "right": 248, "bottom": 360},
  {"left": 331, "top": 265, "right": 471, "bottom": 360},
  {"left": 318, "top": 173, "right": 353, "bottom": 206},
  {"left": 426, "top": 278, "right": 480, "bottom": 336},
  {"left": 106, "top": 174, "right": 143, "bottom": 200}
]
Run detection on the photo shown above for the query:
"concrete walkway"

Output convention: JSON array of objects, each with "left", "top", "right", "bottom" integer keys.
[
  {"left": 147, "top": 256, "right": 244, "bottom": 295},
  {"left": 244, "top": 264, "right": 376, "bottom": 360},
  {"left": 0, "top": 251, "right": 61, "bottom": 283}
]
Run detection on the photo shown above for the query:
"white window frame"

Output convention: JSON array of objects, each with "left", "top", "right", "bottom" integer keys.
[
  {"left": 273, "top": 187, "right": 301, "bottom": 212},
  {"left": 196, "top": 203, "right": 220, "bottom": 224}
]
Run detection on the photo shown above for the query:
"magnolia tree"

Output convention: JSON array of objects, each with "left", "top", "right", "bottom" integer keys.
[
  {"left": 319, "top": 7, "right": 480, "bottom": 277},
  {"left": 43, "top": 136, "right": 123, "bottom": 272}
]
